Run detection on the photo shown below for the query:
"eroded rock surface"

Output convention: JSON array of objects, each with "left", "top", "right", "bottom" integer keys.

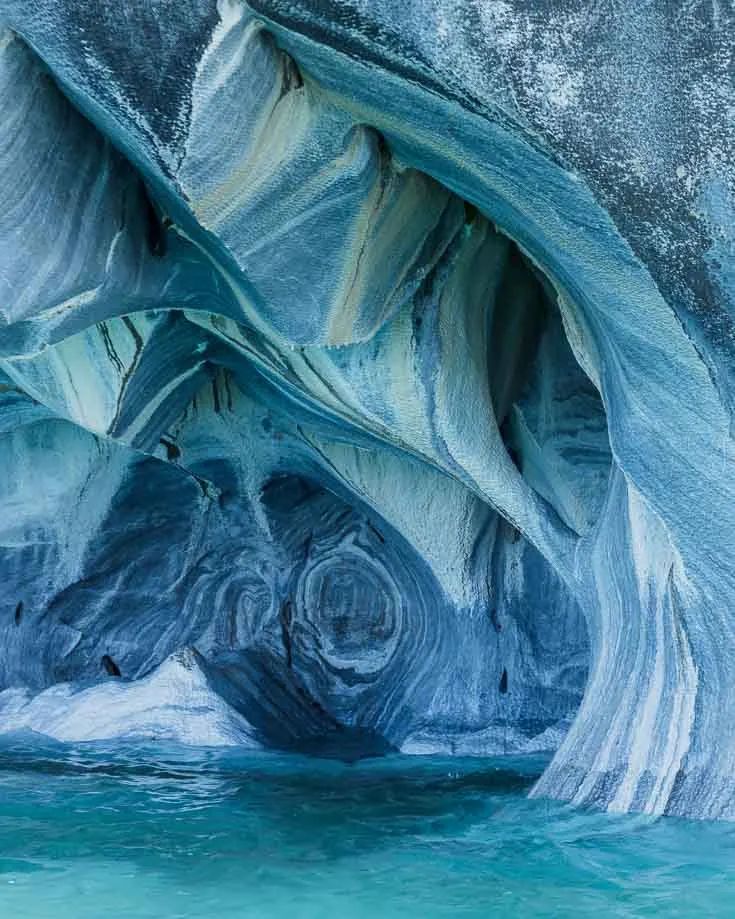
[{"left": 0, "top": 0, "right": 733, "bottom": 819}]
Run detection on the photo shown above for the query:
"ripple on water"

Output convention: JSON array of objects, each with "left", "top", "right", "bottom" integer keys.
[{"left": 0, "top": 737, "right": 732, "bottom": 918}]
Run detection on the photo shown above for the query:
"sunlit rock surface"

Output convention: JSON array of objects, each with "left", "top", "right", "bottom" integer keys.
[{"left": 0, "top": 0, "right": 733, "bottom": 819}]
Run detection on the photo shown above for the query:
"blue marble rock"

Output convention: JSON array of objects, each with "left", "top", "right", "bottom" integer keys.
[{"left": 0, "top": 0, "right": 732, "bottom": 820}]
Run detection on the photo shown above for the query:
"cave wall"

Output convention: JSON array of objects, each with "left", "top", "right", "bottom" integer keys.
[{"left": 0, "top": 0, "right": 733, "bottom": 819}]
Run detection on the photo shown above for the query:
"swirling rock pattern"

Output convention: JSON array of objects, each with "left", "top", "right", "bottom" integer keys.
[{"left": 0, "top": 0, "right": 732, "bottom": 819}]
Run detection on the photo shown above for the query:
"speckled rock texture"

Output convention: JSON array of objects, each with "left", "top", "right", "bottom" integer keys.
[{"left": 0, "top": 0, "right": 733, "bottom": 819}]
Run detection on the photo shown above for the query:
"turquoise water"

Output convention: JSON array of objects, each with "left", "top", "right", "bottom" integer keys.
[{"left": 0, "top": 739, "right": 733, "bottom": 917}]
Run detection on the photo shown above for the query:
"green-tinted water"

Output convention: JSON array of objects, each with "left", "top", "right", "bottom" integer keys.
[{"left": 0, "top": 738, "right": 731, "bottom": 917}]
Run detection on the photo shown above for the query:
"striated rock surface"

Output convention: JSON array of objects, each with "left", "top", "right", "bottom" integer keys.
[{"left": 0, "top": 0, "right": 732, "bottom": 819}]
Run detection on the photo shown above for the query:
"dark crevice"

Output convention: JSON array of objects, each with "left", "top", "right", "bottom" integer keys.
[
  {"left": 280, "top": 599, "right": 294, "bottom": 669},
  {"left": 101, "top": 654, "right": 121, "bottom": 677},
  {"left": 211, "top": 374, "right": 221, "bottom": 414},
  {"left": 159, "top": 437, "right": 181, "bottom": 461},
  {"left": 141, "top": 180, "right": 169, "bottom": 258},
  {"left": 488, "top": 244, "right": 550, "bottom": 427},
  {"left": 464, "top": 200, "right": 479, "bottom": 225}
]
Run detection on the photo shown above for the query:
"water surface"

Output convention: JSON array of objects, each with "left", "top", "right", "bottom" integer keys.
[{"left": 0, "top": 737, "right": 732, "bottom": 917}]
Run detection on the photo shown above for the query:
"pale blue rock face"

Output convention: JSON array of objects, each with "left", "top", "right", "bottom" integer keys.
[{"left": 0, "top": 0, "right": 732, "bottom": 821}]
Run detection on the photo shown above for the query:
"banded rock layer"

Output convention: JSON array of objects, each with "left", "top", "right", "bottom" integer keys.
[{"left": 0, "top": 0, "right": 733, "bottom": 820}]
